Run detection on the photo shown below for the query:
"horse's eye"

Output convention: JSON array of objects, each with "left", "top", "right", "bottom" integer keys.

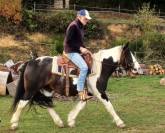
[{"left": 133, "top": 68, "right": 136, "bottom": 71}]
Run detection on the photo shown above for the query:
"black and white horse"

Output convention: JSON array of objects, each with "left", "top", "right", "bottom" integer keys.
[{"left": 10, "top": 44, "right": 143, "bottom": 130}]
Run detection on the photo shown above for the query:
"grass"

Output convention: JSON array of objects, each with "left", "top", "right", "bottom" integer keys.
[
  {"left": 0, "top": 33, "right": 64, "bottom": 63},
  {"left": 0, "top": 75, "right": 165, "bottom": 133}
]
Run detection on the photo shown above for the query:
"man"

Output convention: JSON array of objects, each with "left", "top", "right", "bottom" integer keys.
[{"left": 63, "top": 9, "right": 92, "bottom": 101}]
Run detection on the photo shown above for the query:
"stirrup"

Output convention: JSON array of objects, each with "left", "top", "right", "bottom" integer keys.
[{"left": 78, "top": 90, "right": 93, "bottom": 101}]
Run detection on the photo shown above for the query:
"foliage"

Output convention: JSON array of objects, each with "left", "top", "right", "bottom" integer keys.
[
  {"left": 85, "top": 18, "right": 104, "bottom": 39},
  {"left": 22, "top": 10, "right": 75, "bottom": 33},
  {"left": 129, "top": 32, "right": 165, "bottom": 65},
  {"left": 46, "top": 11, "right": 75, "bottom": 33},
  {"left": 133, "top": 3, "right": 164, "bottom": 63},
  {"left": 22, "top": 10, "right": 38, "bottom": 31},
  {"left": 143, "top": 32, "right": 165, "bottom": 60},
  {"left": 111, "top": 37, "right": 129, "bottom": 47},
  {"left": 49, "top": 35, "right": 64, "bottom": 56},
  {"left": 0, "top": 0, "right": 22, "bottom": 24},
  {"left": 0, "top": 16, "right": 22, "bottom": 34},
  {"left": 22, "top": 10, "right": 104, "bottom": 40},
  {"left": 129, "top": 37, "right": 144, "bottom": 58},
  {"left": 134, "top": 3, "right": 160, "bottom": 33}
]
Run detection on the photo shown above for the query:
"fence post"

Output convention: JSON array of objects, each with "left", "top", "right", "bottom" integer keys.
[
  {"left": 159, "top": 9, "right": 160, "bottom": 16},
  {"left": 33, "top": 2, "right": 36, "bottom": 12},
  {"left": 118, "top": 4, "right": 120, "bottom": 15},
  {"left": 74, "top": 4, "right": 76, "bottom": 10}
]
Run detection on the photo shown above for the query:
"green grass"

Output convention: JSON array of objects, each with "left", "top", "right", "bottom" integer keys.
[
  {"left": 0, "top": 76, "right": 165, "bottom": 133},
  {"left": 97, "top": 18, "right": 135, "bottom": 25}
]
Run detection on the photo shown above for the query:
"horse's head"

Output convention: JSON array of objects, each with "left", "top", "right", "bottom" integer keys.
[{"left": 119, "top": 43, "right": 143, "bottom": 74}]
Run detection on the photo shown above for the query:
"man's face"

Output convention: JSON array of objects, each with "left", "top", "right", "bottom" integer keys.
[{"left": 78, "top": 16, "right": 89, "bottom": 26}]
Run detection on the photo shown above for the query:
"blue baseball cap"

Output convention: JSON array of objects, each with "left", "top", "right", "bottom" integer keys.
[{"left": 77, "top": 9, "right": 92, "bottom": 20}]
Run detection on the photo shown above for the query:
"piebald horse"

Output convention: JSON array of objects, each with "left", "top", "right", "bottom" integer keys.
[{"left": 10, "top": 44, "right": 143, "bottom": 130}]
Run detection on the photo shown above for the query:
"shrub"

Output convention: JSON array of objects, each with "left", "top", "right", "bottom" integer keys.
[
  {"left": 144, "top": 32, "right": 165, "bottom": 59},
  {"left": 49, "top": 35, "right": 64, "bottom": 56},
  {"left": 111, "top": 37, "right": 129, "bottom": 47},
  {"left": 129, "top": 37, "right": 145, "bottom": 58},
  {"left": 22, "top": 10, "right": 38, "bottom": 31},
  {"left": 85, "top": 18, "right": 104, "bottom": 39},
  {"left": 0, "top": 0, "right": 22, "bottom": 24},
  {"left": 22, "top": 10, "right": 104, "bottom": 39},
  {"left": 134, "top": 3, "right": 160, "bottom": 33}
]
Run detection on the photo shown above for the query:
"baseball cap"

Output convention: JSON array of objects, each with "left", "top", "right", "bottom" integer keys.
[{"left": 77, "top": 9, "right": 92, "bottom": 20}]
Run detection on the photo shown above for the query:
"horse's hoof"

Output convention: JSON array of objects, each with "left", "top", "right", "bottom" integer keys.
[
  {"left": 56, "top": 121, "right": 64, "bottom": 128},
  {"left": 10, "top": 123, "right": 18, "bottom": 130},
  {"left": 68, "top": 120, "right": 75, "bottom": 128},
  {"left": 117, "top": 123, "right": 126, "bottom": 128},
  {"left": 58, "top": 123, "right": 64, "bottom": 128}
]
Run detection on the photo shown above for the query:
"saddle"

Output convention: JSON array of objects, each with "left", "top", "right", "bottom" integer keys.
[{"left": 57, "top": 53, "right": 93, "bottom": 96}]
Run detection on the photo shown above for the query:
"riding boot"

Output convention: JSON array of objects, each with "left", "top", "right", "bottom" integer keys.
[{"left": 78, "top": 89, "right": 93, "bottom": 101}]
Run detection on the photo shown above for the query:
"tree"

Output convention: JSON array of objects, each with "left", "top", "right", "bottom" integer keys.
[{"left": 0, "top": 0, "right": 22, "bottom": 24}]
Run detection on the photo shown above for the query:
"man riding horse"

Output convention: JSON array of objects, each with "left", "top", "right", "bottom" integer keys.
[{"left": 63, "top": 9, "right": 92, "bottom": 101}]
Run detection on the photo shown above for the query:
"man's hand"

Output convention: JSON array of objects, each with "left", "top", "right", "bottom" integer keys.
[{"left": 80, "top": 47, "right": 92, "bottom": 55}]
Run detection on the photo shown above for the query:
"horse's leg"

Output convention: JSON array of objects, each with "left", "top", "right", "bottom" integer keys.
[
  {"left": 68, "top": 101, "right": 87, "bottom": 127},
  {"left": 47, "top": 107, "right": 64, "bottom": 127},
  {"left": 96, "top": 95, "right": 125, "bottom": 128},
  {"left": 87, "top": 76, "right": 125, "bottom": 128},
  {"left": 10, "top": 100, "right": 29, "bottom": 130}
]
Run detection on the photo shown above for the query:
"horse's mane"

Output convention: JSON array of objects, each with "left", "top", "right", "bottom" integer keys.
[{"left": 120, "top": 45, "right": 133, "bottom": 70}]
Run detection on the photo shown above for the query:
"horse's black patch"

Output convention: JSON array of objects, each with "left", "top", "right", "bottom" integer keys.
[
  {"left": 96, "top": 57, "right": 118, "bottom": 101},
  {"left": 101, "top": 92, "right": 109, "bottom": 101},
  {"left": 30, "top": 91, "right": 53, "bottom": 108}
]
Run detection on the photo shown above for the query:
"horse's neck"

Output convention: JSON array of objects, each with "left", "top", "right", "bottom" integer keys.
[{"left": 91, "top": 47, "right": 122, "bottom": 76}]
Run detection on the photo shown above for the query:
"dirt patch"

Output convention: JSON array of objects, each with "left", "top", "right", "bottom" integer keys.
[
  {"left": 28, "top": 32, "right": 49, "bottom": 43},
  {"left": 0, "top": 35, "right": 21, "bottom": 47},
  {"left": 0, "top": 33, "right": 50, "bottom": 63},
  {"left": 107, "top": 24, "right": 129, "bottom": 34},
  {"left": 106, "top": 23, "right": 142, "bottom": 40}
]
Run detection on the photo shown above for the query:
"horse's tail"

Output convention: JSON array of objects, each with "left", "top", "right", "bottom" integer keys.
[{"left": 11, "top": 61, "right": 28, "bottom": 113}]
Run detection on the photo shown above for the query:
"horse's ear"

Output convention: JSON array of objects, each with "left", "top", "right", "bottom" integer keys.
[{"left": 123, "top": 42, "right": 129, "bottom": 50}]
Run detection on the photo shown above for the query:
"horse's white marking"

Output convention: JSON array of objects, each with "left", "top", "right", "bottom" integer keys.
[
  {"left": 52, "top": 56, "right": 58, "bottom": 73},
  {"left": 72, "top": 77, "right": 78, "bottom": 85},
  {"left": 99, "top": 46, "right": 122, "bottom": 62},
  {"left": 131, "top": 53, "right": 143, "bottom": 74},
  {"left": 47, "top": 107, "right": 64, "bottom": 127},
  {"left": 10, "top": 100, "right": 29, "bottom": 130},
  {"left": 40, "top": 89, "right": 54, "bottom": 97},
  {"left": 68, "top": 101, "right": 86, "bottom": 127}
]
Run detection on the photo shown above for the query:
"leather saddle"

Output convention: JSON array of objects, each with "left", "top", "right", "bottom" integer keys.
[
  {"left": 56, "top": 53, "right": 93, "bottom": 96},
  {"left": 57, "top": 53, "right": 93, "bottom": 70}
]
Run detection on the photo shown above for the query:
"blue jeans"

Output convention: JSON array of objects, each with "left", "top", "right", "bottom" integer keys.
[{"left": 67, "top": 53, "right": 88, "bottom": 92}]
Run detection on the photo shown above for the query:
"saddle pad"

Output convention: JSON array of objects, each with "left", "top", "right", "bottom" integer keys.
[
  {"left": 52, "top": 56, "right": 58, "bottom": 74},
  {"left": 51, "top": 56, "right": 78, "bottom": 78}
]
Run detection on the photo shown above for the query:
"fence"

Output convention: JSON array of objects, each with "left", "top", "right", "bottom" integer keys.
[{"left": 30, "top": 3, "right": 165, "bottom": 18}]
